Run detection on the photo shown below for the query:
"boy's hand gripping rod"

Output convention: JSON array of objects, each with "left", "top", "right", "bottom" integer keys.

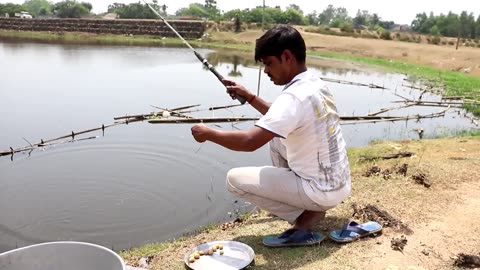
[{"left": 143, "top": 1, "right": 247, "bottom": 104}]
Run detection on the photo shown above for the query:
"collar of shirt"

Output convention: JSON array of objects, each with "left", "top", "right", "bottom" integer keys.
[{"left": 283, "top": 69, "right": 311, "bottom": 91}]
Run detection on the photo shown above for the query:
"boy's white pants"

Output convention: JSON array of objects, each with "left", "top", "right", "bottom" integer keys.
[{"left": 227, "top": 138, "right": 350, "bottom": 224}]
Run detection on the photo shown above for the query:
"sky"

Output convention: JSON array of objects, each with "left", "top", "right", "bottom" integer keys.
[{"left": 2, "top": 0, "right": 479, "bottom": 25}]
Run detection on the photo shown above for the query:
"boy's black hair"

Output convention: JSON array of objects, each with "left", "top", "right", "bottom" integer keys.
[{"left": 254, "top": 25, "right": 306, "bottom": 63}]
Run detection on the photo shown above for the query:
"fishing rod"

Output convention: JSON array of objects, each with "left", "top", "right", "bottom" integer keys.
[{"left": 143, "top": 0, "right": 246, "bottom": 104}]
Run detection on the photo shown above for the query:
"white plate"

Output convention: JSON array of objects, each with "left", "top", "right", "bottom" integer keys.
[{"left": 184, "top": 240, "right": 254, "bottom": 270}]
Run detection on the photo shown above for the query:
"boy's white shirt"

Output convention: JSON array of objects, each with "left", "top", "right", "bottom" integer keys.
[{"left": 256, "top": 69, "right": 351, "bottom": 206}]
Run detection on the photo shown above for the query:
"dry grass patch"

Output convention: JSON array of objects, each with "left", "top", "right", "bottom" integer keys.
[{"left": 206, "top": 29, "right": 480, "bottom": 76}]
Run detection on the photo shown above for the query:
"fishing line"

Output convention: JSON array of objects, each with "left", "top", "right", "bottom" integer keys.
[{"left": 143, "top": 0, "right": 246, "bottom": 104}]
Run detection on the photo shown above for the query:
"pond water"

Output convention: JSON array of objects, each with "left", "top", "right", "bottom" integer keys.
[{"left": 0, "top": 41, "right": 476, "bottom": 252}]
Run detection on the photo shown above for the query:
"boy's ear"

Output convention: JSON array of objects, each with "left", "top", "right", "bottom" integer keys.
[{"left": 282, "top": 49, "right": 294, "bottom": 63}]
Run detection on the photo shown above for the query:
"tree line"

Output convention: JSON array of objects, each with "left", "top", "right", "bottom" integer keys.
[
  {"left": 1, "top": 0, "right": 479, "bottom": 39},
  {"left": 0, "top": 0, "right": 92, "bottom": 18},
  {"left": 412, "top": 11, "right": 480, "bottom": 39}
]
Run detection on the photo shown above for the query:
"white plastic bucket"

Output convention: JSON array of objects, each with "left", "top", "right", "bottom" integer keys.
[{"left": 0, "top": 241, "right": 126, "bottom": 270}]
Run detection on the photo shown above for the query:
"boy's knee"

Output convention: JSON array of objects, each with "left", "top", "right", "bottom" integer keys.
[
  {"left": 226, "top": 168, "right": 240, "bottom": 189},
  {"left": 226, "top": 168, "right": 246, "bottom": 195}
]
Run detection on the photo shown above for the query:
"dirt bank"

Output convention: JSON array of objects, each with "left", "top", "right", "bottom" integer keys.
[{"left": 121, "top": 135, "right": 480, "bottom": 270}]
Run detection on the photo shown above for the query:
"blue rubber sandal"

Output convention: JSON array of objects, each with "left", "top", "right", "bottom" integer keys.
[
  {"left": 263, "top": 229, "right": 325, "bottom": 247},
  {"left": 329, "top": 221, "right": 382, "bottom": 243}
]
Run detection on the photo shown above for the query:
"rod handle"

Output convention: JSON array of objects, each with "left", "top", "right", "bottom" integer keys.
[{"left": 194, "top": 51, "right": 246, "bottom": 104}]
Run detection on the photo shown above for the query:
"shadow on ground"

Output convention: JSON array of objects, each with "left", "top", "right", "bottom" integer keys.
[{"left": 233, "top": 216, "right": 351, "bottom": 269}]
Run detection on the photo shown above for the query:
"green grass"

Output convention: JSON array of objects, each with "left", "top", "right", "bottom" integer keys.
[
  {"left": 457, "top": 129, "right": 480, "bottom": 137},
  {"left": 119, "top": 242, "right": 170, "bottom": 261}
]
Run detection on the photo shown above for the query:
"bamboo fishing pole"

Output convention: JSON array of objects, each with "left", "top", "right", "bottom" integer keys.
[{"left": 143, "top": 0, "right": 247, "bottom": 104}]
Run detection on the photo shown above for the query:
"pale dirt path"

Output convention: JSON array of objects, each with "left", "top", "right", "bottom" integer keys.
[{"left": 363, "top": 181, "right": 480, "bottom": 270}]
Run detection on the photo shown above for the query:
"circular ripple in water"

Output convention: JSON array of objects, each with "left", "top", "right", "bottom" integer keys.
[{"left": 0, "top": 125, "right": 255, "bottom": 251}]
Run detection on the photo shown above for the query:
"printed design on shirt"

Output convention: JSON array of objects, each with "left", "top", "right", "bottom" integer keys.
[
  {"left": 320, "top": 87, "right": 335, "bottom": 100},
  {"left": 329, "top": 126, "right": 335, "bottom": 134},
  {"left": 320, "top": 87, "right": 338, "bottom": 113},
  {"left": 317, "top": 155, "right": 335, "bottom": 189},
  {"left": 309, "top": 86, "right": 346, "bottom": 190},
  {"left": 315, "top": 106, "right": 322, "bottom": 118},
  {"left": 315, "top": 86, "right": 338, "bottom": 119}
]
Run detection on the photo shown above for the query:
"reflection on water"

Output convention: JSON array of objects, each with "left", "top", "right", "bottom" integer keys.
[{"left": 0, "top": 41, "right": 476, "bottom": 253}]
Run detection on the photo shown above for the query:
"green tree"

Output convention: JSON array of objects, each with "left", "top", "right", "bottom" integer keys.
[
  {"left": 371, "top": 13, "right": 380, "bottom": 28},
  {"left": 222, "top": 8, "right": 243, "bottom": 21},
  {"left": 53, "top": 0, "right": 91, "bottom": 18},
  {"left": 458, "top": 11, "right": 477, "bottom": 38},
  {"left": 378, "top": 20, "right": 395, "bottom": 30},
  {"left": 443, "top": 12, "right": 459, "bottom": 37},
  {"left": 114, "top": 2, "right": 158, "bottom": 19},
  {"left": 161, "top": 4, "right": 167, "bottom": 15},
  {"left": 204, "top": 0, "right": 216, "bottom": 9},
  {"left": 176, "top": 3, "right": 208, "bottom": 19},
  {"left": 411, "top": 12, "right": 427, "bottom": 32},
  {"left": 203, "top": 0, "right": 220, "bottom": 19},
  {"left": 287, "top": 4, "right": 302, "bottom": 13},
  {"left": 334, "top": 7, "right": 349, "bottom": 22},
  {"left": 418, "top": 12, "right": 436, "bottom": 34},
  {"left": 23, "top": 0, "right": 52, "bottom": 16},
  {"left": 0, "top": 3, "right": 25, "bottom": 17},
  {"left": 353, "top": 9, "right": 370, "bottom": 28},
  {"left": 459, "top": 11, "right": 469, "bottom": 38},
  {"left": 242, "top": 7, "right": 268, "bottom": 23},
  {"left": 430, "top": 25, "right": 440, "bottom": 35},
  {"left": 409, "top": 11, "right": 480, "bottom": 38},
  {"left": 81, "top": 2, "right": 92, "bottom": 12},
  {"left": 108, "top": 3, "right": 125, "bottom": 13},
  {"left": 265, "top": 7, "right": 283, "bottom": 24},
  {"left": 465, "top": 12, "right": 476, "bottom": 39},
  {"left": 476, "top": 15, "right": 480, "bottom": 38},
  {"left": 305, "top": 10, "right": 318, "bottom": 25},
  {"left": 329, "top": 7, "right": 351, "bottom": 27},
  {"left": 318, "top": 4, "right": 335, "bottom": 25},
  {"left": 282, "top": 7, "right": 305, "bottom": 25}
]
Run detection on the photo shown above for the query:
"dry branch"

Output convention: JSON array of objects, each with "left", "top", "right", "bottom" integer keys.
[
  {"left": 0, "top": 104, "right": 451, "bottom": 158},
  {"left": 392, "top": 99, "right": 480, "bottom": 106},
  {"left": 209, "top": 104, "right": 243, "bottom": 111},
  {"left": 320, "top": 77, "right": 387, "bottom": 89},
  {"left": 0, "top": 136, "right": 99, "bottom": 157},
  {"left": 360, "top": 152, "right": 414, "bottom": 161},
  {"left": 148, "top": 117, "right": 259, "bottom": 124},
  {"left": 368, "top": 104, "right": 415, "bottom": 116}
]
